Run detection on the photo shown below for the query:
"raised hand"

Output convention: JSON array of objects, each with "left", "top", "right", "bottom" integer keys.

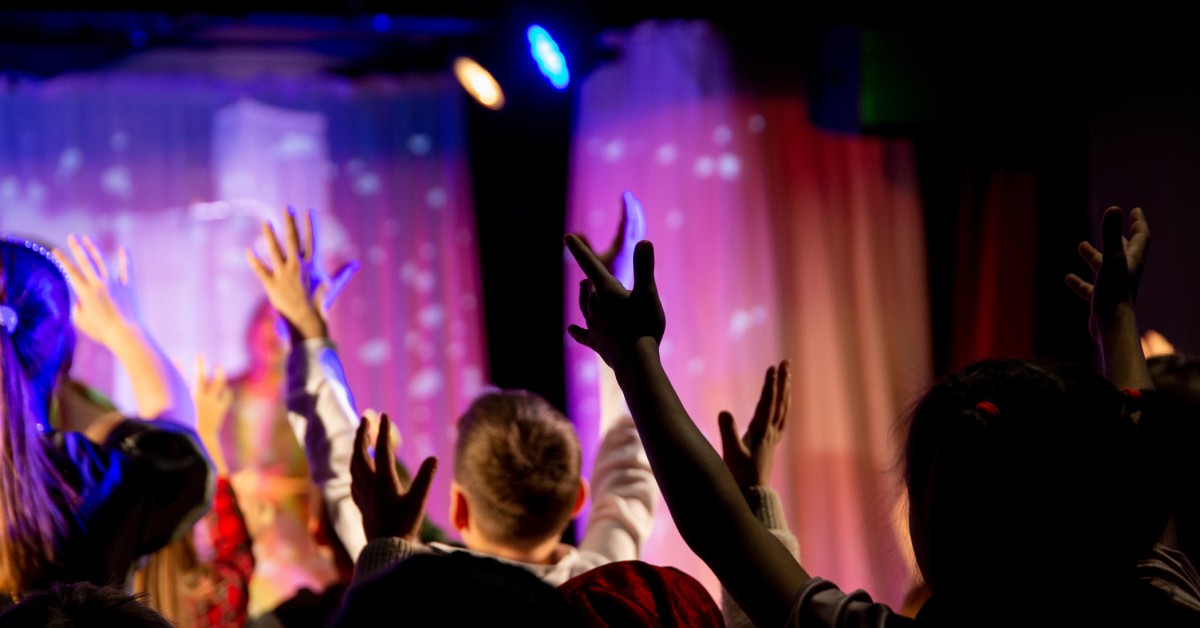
[
  {"left": 718, "top": 360, "right": 792, "bottom": 491},
  {"left": 193, "top": 353, "right": 233, "bottom": 476},
  {"left": 1065, "top": 205, "right": 1153, "bottom": 390},
  {"left": 565, "top": 234, "right": 664, "bottom": 368},
  {"left": 52, "top": 235, "right": 141, "bottom": 347},
  {"left": 246, "top": 207, "right": 359, "bottom": 341},
  {"left": 1065, "top": 206, "right": 1150, "bottom": 339},
  {"left": 577, "top": 191, "right": 647, "bottom": 289},
  {"left": 350, "top": 412, "right": 437, "bottom": 542}
]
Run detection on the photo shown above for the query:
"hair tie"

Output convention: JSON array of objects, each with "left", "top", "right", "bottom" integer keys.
[
  {"left": 0, "top": 305, "right": 16, "bottom": 334},
  {"left": 974, "top": 401, "right": 1000, "bottom": 418}
]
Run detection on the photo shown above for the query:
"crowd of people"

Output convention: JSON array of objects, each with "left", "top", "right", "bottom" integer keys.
[{"left": 0, "top": 199, "right": 1197, "bottom": 627}]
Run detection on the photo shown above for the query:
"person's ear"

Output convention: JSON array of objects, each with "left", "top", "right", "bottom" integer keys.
[
  {"left": 571, "top": 477, "right": 589, "bottom": 518},
  {"left": 450, "top": 482, "right": 470, "bottom": 532}
]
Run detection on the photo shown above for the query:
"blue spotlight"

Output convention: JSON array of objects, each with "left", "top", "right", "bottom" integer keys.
[
  {"left": 372, "top": 13, "right": 392, "bottom": 33},
  {"left": 526, "top": 25, "right": 569, "bottom": 90}
]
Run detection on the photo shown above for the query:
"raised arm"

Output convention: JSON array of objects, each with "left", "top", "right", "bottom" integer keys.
[
  {"left": 246, "top": 207, "right": 366, "bottom": 559},
  {"left": 53, "top": 236, "right": 195, "bottom": 432},
  {"left": 717, "top": 359, "right": 802, "bottom": 628},
  {"left": 565, "top": 234, "right": 810, "bottom": 628},
  {"left": 1065, "top": 206, "right": 1153, "bottom": 391}
]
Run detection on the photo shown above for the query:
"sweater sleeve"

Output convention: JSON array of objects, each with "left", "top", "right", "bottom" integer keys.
[
  {"left": 577, "top": 361, "right": 660, "bottom": 562},
  {"left": 723, "top": 486, "right": 801, "bottom": 628},
  {"left": 285, "top": 338, "right": 367, "bottom": 561},
  {"left": 351, "top": 537, "right": 431, "bottom": 584}
]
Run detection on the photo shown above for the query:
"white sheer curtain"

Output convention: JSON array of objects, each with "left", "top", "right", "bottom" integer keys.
[
  {"left": 0, "top": 70, "right": 485, "bottom": 614},
  {"left": 566, "top": 20, "right": 930, "bottom": 608}
]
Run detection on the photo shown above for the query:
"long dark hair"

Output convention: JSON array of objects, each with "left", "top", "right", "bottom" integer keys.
[{"left": 0, "top": 239, "right": 78, "bottom": 595}]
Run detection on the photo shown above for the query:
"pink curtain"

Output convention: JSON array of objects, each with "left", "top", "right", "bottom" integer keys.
[{"left": 566, "top": 20, "right": 929, "bottom": 608}]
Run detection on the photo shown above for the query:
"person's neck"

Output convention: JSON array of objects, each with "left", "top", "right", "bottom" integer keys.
[{"left": 463, "top": 534, "right": 561, "bottom": 566}]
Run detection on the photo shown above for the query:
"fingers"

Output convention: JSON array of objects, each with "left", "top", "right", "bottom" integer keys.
[
  {"left": 1129, "top": 206, "right": 1150, "bottom": 242},
  {"left": 304, "top": 208, "right": 317, "bottom": 263},
  {"left": 406, "top": 456, "right": 439, "bottom": 507},
  {"left": 622, "top": 191, "right": 647, "bottom": 243},
  {"left": 351, "top": 419, "right": 372, "bottom": 505},
  {"left": 65, "top": 235, "right": 101, "bottom": 285},
  {"left": 717, "top": 411, "right": 745, "bottom": 460},
  {"left": 282, "top": 207, "right": 303, "bottom": 262},
  {"left": 53, "top": 246, "right": 87, "bottom": 289},
  {"left": 375, "top": 413, "right": 399, "bottom": 489},
  {"left": 566, "top": 324, "right": 594, "bottom": 350},
  {"left": 211, "top": 365, "right": 228, "bottom": 400},
  {"left": 323, "top": 260, "right": 361, "bottom": 311},
  {"left": 262, "top": 219, "right": 286, "bottom": 269},
  {"left": 577, "top": 278, "right": 590, "bottom": 320},
  {"left": 1065, "top": 274, "right": 1094, "bottom": 301},
  {"left": 748, "top": 364, "right": 778, "bottom": 438},
  {"left": 79, "top": 236, "right": 109, "bottom": 282},
  {"left": 1101, "top": 206, "right": 1126, "bottom": 260},
  {"left": 632, "top": 240, "right": 656, "bottom": 294},
  {"left": 245, "top": 248, "right": 272, "bottom": 284},
  {"left": 607, "top": 193, "right": 631, "bottom": 253},
  {"left": 352, "top": 417, "right": 373, "bottom": 478},
  {"left": 774, "top": 359, "right": 792, "bottom": 430},
  {"left": 117, "top": 247, "right": 131, "bottom": 286},
  {"left": 565, "top": 234, "right": 621, "bottom": 290},
  {"left": 194, "top": 353, "right": 207, "bottom": 394},
  {"left": 1077, "top": 241, "right": 1102, "bottom": 274}
]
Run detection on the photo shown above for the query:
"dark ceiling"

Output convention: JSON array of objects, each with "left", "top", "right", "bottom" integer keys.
[{"left": 0, "top": 4, "right": 754, "bottom": 80}]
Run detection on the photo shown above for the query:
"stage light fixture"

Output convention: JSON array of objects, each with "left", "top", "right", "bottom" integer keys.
[
  {"left": 454, "top": 56, "right": 506, "bottom": 110},
  {"left": 526, "top": 25, "right": 569, "bottom": 89}
]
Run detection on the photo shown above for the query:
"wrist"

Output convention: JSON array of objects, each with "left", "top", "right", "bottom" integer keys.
[{"left": 287, "top": 309, "right": 329, "bottom": 341}]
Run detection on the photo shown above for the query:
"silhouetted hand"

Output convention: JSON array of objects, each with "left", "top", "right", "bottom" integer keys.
[
  {"left": 718, "top": 359, "right": 791, "bottom": 491},
  {"left": 565, "top": 234, "right": 665, "bottom": 368},
  {"left": 350, "top": 412, "right": 437, "bottom": 541},
  {"left": 1065, "top": 206, "right": 1150, "bottom": 339}
]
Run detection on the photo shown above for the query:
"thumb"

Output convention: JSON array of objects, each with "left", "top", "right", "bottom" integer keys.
[
  {"left": 322, "top": 260, "right": 361, "bottom": 312},
  {"left": 717, "top": 411, "right": 741, "bottom": 459}
]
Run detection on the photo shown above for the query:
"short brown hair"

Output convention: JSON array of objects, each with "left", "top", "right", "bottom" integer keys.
[{"left": 454, "top": 390, "right": 581, "bottom": 545}]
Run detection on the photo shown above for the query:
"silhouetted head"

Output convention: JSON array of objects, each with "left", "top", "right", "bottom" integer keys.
[
  {"left": 0, "top": 581, "right": 172, "bottom": 628},
  {"left": 451, "top": 390, "right": 585, "bottom": 557},
  {"left": 904, "top": 359, "right": 1158, "bottom": 608}
]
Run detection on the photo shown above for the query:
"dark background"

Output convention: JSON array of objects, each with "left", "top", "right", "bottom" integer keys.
[{"left": 3, "top": 7, "right": 1197, "bottom": 410}]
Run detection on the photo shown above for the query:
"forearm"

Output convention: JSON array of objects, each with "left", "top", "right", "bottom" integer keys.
[
  {"left": 610, "top": 338, "right": 809, "bottom": 626},
  {"left": 1100, "top": 304, "right": 1154, "bottom": 391},
  {"left": 106, "top": 322, "right": 195, "bottom": 428},
  {"left": 722, "top": 486, "right": 801, "bottom": 628}
]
